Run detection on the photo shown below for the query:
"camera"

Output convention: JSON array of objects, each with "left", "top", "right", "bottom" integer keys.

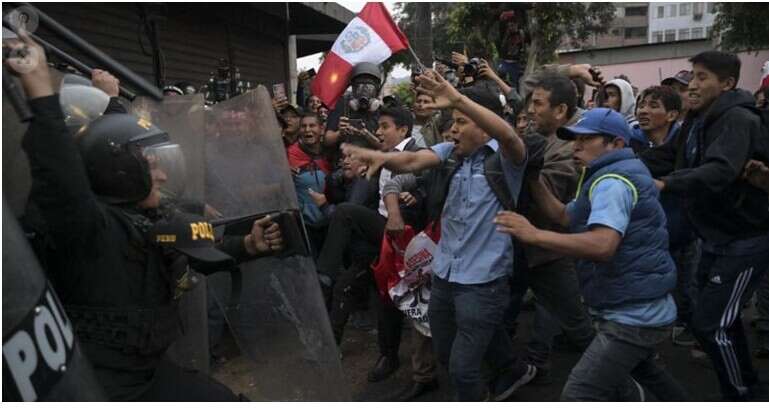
[{"left": 463, "top": 58, "right": 481, "bottom": 79}]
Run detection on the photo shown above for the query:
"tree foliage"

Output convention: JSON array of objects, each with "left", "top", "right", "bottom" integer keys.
[
  {"left": 713, "top": 3, "right": 769, "bottom": 52},
  {"left": 386, "top": 3, "right": 615, "bottom": 81},
  {"left": 390, "top": 81, "right": 415, "bottom": 107}
]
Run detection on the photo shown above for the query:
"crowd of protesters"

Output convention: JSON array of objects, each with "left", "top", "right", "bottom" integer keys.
[{"left": 276, "top": 48, "right": 769, "bottom": 402}]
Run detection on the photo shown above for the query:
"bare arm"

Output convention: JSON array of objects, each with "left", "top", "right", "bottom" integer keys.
[{"left": 494, "top": 211, "right": 621, "bottom": 263}]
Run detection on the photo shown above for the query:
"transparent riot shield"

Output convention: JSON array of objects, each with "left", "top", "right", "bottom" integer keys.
[
  {"left": 2, "top": 200, "right": 106, "bottom": 401},
  {"left": 131, "top": 93, "right": 207, "bottom": 204},
  {"left": 205, "top": 86, "right": 348, "bottom": 401},
  {"left": 130, "top": 94, "right": 210, "bottom": 374}
]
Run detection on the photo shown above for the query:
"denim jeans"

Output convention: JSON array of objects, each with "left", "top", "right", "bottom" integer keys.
[
  {"left": 670, "top": 240, "right": 701, "bottom": 325},
  {"left": 525, "top": 258, "right": 594, "bottom": 368},
  {"left": 429, "top": 275, "right": 521, "bottom": 401},
  {"left": 561, "top": 319, "right": 688, "bottom": 401}
]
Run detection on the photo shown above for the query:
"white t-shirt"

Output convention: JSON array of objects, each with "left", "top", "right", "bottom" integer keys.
[{"left": 378, "top": 137, "right": 413, "bottom": 217}]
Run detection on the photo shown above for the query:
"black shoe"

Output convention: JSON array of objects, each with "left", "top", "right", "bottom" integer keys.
[
  {"left": 395, "top": 380, "right": 438, "bottom": 401},
  {"left": 368, "top": 355, "right": 400, "bottom": 382}
]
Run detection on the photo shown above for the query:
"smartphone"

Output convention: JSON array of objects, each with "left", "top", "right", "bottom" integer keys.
[
  {"left": 306, "top": 68, "right": 317, "bottom": 77},
  {"left": 348, "top": 118, "right": 365, "bottom": 130},
  {"left": 272, "top": 83, "right": 286, "bottom": 100}
]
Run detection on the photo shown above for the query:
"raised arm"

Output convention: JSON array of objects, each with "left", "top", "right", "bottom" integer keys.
[{"left": 416, "top": 70, "right": 526, "bottom": 164}]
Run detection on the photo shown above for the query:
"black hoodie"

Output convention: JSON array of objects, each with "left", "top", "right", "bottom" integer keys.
[{"left": 641, "top": 89, "right": 769, "bottom": 245}]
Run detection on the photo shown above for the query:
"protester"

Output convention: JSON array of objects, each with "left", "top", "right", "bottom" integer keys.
[
  {"left": 496, "top": 107, "right": 687, "bottom": 401},
  {"left": 412, "top": 92, "right": 442, "bottom": 147},
  {"left": 641, "top": 50, "right": 769, "bottom": 401},
  {"left": 661, "top": 70, "right": 694, "bottom": 120},
  {"left": 634, "top": 85, "right": 700, "bottom": 347},
  {"left": 343, "top": 71, "right": 535, "bottom": 401}
]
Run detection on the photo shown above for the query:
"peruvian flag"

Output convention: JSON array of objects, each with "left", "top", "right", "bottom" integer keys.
[{"left": 311, "top": 2, "right": 409, "bottom": 108}]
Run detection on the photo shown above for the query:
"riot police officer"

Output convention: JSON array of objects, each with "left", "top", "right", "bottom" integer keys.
[{"left": 5, "top": 31, "right": 283, "bottom": 401}]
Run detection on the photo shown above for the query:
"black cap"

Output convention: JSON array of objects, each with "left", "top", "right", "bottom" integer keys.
[
  {"left": 150, "top": 213, "right": 233, "bottom": 264},
  {"left": 661, "top": 70, "right": 693, "bottom": 86},
  {"left": 280, "top": 104, "right": 302, "bottom": 116},
  {"left": 459, "top": 81, "right": 505, "bottom": 117}
]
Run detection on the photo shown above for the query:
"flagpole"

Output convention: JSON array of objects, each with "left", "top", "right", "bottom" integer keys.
[{"left": 407, "top": 45, "right": 427, "bottom": 70}]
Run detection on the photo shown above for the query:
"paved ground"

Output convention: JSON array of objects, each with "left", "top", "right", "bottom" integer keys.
[{"left": 213, "top": 302, "right": 769, "bottom": 401}]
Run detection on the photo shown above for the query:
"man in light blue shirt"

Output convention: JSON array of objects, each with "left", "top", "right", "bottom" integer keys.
[{"left": 342, "top": 73, "right": 534, "bottom": 401}]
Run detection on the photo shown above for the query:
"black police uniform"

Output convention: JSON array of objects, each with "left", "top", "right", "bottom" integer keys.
[{"left": 21, "top": 95, "right": 251, "bottom": 401}]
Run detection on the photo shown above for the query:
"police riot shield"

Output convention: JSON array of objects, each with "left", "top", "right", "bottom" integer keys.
[
  {"left": 130, "top": 94, "right": 210, "bottom": 374},
  {"left": 2, "top": 200, "right": 106, "bottom": 401},
  {"left": 205, "top": 86, "right": 349, "bottom": 401}
]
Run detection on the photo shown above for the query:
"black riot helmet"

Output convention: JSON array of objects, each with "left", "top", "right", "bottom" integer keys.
[
  {"left": 349, "top": 62, "right": 383, "bottom": 112},
  {"left": 76, "top": 113, "right": 172, "bottom": 205}
]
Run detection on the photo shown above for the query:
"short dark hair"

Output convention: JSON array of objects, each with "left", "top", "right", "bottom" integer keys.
[
  {"left": 689, "top": 51, "right": 741, "bottom": 87},
  {"left": 300, "top": 111, "right": 321, "bottom": 124},
  {"left": 379, "top": 105, "right": 413, "bottom": 137},
  {"left": 639, "top": 86, "right": 682, "bottom": 112},
  {"left": 459, "top": 80, "right": 505, "bottom": 117},
  {"left": 532, "top": 74, "right": 577, "bottom": 119}
]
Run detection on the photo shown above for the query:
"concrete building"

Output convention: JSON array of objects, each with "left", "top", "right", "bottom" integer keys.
[
  {"left": 580, "top": 2, "right": 650, "bottom": 50},
  {"left": 648, "top": 2, "right": 717, "bottom": 44}
]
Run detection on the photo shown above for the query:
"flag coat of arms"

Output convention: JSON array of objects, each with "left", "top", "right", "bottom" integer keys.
[{"left": 311, "top": 2, "right": 409, "bottom": 107}]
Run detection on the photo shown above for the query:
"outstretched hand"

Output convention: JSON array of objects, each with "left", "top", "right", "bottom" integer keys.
[
  {"left": 341, "top": 143, "right": 385, "bottom": 180},
  {"left": 415, "top": 69, "right": 463, "bottom": 110},
  {"left": 494, "top": 211, "right": 540, "bottom": 245}
]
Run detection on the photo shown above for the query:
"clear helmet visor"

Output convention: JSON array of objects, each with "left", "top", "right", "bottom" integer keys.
[
  {"left": 142, "top": 143, "right": 187, "bottom": 200},
  {"left": 59, "top": 81, "right": 110, "bottom": 131}
]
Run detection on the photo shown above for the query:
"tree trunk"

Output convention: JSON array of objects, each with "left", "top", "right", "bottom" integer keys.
[{"left": 413, "top": 3, "right": 433, "bottom": 67}]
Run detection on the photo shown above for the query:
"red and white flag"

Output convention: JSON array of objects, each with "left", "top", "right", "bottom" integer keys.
[{"left": 311, "top": 2, "right": 409, "bottom": 108}]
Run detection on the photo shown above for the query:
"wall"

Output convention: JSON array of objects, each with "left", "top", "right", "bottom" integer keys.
[
  {"left": 33, "top": 4, "right": 289, "bottom": 91},
  {"left": 560, "top": 40, "right": 769, "bottom": 94}
]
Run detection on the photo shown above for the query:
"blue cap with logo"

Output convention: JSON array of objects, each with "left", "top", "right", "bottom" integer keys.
[{"left": 556, "top": 108, "right": 633, "bottom": 143}]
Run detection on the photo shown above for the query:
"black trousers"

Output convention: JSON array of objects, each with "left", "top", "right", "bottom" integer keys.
[
  {"left": 320, "top": 203, "right": 402, "bottom": 358},
  {"left": 137, "top": 359, "right": 240, "bottom": 401},
  {"left": 690, "top": 247, "right": 769, "bottom": 400}
]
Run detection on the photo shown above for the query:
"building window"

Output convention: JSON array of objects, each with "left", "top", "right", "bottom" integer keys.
[
  {"left": 680, "top": 3, "right": 692, "bottom": 16},
  {"left": 657, "top": 6, "right": 665, "bottom": 18},
  {"left": 692, "top": 27, "right": 704, "bottom": 39},
  {"left": 652, "top": 31, "right": 663, "bottom": 43},
  {"left": 693, "top": 2, "right": 704, "bottom": 15},
  {"left": 679, "top": 28, "right": 691, "bottom": 40},
  {"left": 625, "top": 6, "right": 647, "bottom": 17},
  {"left": 668, "top": 4, "right": 677, "bottom": 17},
  {"left": 707, "top": 2, "right": 717, "bottom": 13},
  {"left": 665, "top": 29, "right": 676, "bottom": 42},
  {"left": 625, "top": 27, "right": 648, "bottom": 39},
  {"left": 612, "top": 28, "right": 622, "bottom": 36}
]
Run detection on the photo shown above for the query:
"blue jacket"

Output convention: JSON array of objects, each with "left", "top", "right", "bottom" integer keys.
[{"left": 568, "top": 148, "right": 676, "bottom": 309}]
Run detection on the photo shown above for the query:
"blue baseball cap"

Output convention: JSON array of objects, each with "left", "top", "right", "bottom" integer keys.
[{"left": 556, "top": 108, "right": 632, "bottom": 143}]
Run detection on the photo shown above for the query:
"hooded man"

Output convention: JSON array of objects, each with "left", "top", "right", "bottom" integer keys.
[{"left": 602, "top": 78, "right": 643, "bottom": 142}]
